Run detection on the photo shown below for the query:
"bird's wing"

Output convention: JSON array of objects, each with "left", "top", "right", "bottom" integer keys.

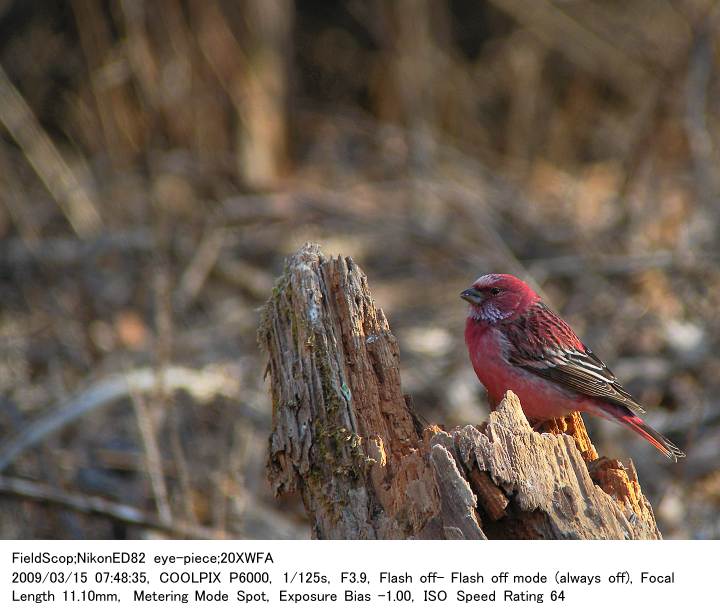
[{"left": 504, "top": 303, "right": 646, "bottom": 414}]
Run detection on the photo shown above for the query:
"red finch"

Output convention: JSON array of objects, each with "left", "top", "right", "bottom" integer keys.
[{"left": 462, "top": 274, "right": 685, "bottom": 461}]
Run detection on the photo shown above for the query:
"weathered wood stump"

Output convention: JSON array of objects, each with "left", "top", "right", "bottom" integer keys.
[{"left": 258, "top": 244, "right": 661, "bottom": 539}]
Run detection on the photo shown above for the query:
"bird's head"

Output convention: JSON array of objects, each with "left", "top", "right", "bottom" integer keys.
[{"left": 461, "top": 274, "right": 539, "bottom": 323}]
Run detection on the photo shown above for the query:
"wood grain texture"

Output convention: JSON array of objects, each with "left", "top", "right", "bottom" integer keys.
[{"left": 259, "top": 244, "right": 661, "bottom": 539}]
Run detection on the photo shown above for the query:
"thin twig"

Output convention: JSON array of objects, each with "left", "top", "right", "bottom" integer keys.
[
  {"left": 685, "top": 20, "right": 719, "bottom": 211},
  {"left": 154, "top": 244, "right": 199, "bottom": 526},
  {"left": 526, "top": 250, "right": 718, "bottom": 277},
  {"left": 0, "top": 475, "right": 227, "bottom": 538},
  {"left": 176, "top": 226, "right": 228, "bottom": 308},
  {"left": 0, "top": 63, "right": 102, "bottom": 237},
  {"left": 486, "top": 0, "right": 652, "bottom": 93},
  {"left": 0, "top": 230, "right": 154, "bottom": 266},
  {"left": 129, "top": 387, "right": 173, "bottom": 526},
  {"left": 0, "top": 365, "right": 243, "bottom": 472}
]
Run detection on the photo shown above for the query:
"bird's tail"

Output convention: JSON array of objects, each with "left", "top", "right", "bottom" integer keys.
[{"left": 601, "top": 405, "right": 685, "bottom": 462}]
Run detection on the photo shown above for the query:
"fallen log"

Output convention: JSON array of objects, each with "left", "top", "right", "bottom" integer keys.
[{"left": 258, "top": 243, "right": 661, "bottom": 539}]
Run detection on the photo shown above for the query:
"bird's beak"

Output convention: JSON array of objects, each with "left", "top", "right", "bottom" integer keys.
[{"left": 460, "top": 287, "right": 482, "bottom": 304}]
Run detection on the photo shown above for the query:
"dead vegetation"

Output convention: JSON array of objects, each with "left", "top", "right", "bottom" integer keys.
[{"left": 0, "top": 1, "right": 719, "bottom": 539}]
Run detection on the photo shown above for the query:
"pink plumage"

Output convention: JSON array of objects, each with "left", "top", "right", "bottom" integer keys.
[{"left": 462, "top": 274, "right": 685, "bottom": 461}]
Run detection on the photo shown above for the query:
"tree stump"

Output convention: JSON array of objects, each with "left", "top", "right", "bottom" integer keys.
[{"left": 258, "top": 244, "right": 662, "bottom": 539}]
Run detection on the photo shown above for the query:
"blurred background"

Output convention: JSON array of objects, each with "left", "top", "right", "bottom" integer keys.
[{"left": 1, "top": 0, "right": 718, "bottom": 539}]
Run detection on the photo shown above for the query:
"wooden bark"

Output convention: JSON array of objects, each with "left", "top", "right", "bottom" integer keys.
[{"left": 258, "top": 244, "right": 662, "bottom": 539}]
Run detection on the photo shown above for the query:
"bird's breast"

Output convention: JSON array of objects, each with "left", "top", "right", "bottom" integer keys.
[
  {"left": 464, "top": 318, "right": 582, "bottom": 419},
  {"left": 465, "top": 320, "right": 512, "bottom": 392}
]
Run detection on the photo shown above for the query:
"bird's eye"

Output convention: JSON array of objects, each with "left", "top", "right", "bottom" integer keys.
[{"left": 490, "top": 287, "right": 501, "bottom": 296}]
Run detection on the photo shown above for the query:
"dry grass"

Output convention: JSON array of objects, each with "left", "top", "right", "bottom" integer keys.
[{"left": 0, "top": 0, "right": 718, "bottom": 539}]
